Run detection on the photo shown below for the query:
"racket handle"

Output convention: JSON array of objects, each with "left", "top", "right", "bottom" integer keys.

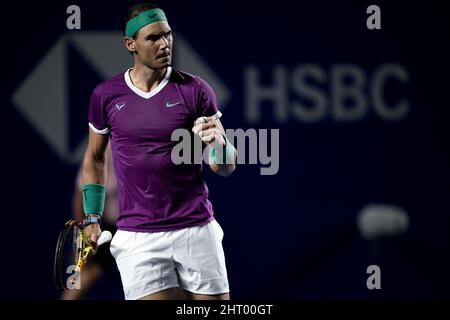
[{"left": 97, "top": 231, "right": 112, "bottom": 246}]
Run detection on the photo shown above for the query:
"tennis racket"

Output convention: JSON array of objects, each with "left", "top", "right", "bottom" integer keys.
[{"left": 54, "top": 219, "right": 112, "bottom": 291}]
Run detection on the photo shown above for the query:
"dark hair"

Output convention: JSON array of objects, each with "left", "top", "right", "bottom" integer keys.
[{"left": 122, "top": 3, "right": 160, "bottom": 39}]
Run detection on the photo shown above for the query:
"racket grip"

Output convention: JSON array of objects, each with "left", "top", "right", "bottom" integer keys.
[{"left": 97, "top": 231, "right": 112, "bottom": 246}]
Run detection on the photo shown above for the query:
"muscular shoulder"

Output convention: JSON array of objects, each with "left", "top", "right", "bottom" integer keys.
[
  {"left": 171, "top": 68, "right": 218, "bottom": 116},
  {"left": 92, "top": 72, "right": 126, "bottom": 98},
  {"left": 171, "top": 68, "right": 211, "bottom": 93}
]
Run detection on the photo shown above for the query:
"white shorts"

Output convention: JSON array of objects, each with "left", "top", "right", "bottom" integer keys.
[{"left": 110, "top": 219, "right": 229, "bottom": 300}]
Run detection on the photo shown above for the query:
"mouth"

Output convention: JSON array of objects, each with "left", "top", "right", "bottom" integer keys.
[{"left": 158, "top": 52, "right": 171, "bottom": 59}]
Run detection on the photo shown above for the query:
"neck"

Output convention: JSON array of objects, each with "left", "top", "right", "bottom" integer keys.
[{"left": 130, "top": 63, "right": 167, "bottom": 93}]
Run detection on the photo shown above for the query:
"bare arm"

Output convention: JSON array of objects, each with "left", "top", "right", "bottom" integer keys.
[
  {"left": 82, "top": 128, "right": 110, "bottom": 185},
  {"left": 81, "top": 127, "right": 110, "bottom": 244},
  {"left": 72, "top": 186, "right": 84, "bottom": 223}
]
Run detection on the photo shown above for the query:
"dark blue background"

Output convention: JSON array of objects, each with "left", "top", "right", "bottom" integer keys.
[{"left": 1, "top": 0, "right": 449, "bottom": 299}]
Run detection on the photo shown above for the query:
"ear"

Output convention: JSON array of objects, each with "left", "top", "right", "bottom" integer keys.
[{"left": 124, "top": 37, "right": 136, "bottom": 53}]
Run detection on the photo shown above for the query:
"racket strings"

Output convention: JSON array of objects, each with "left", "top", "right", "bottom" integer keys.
[{"left": 55, "top": 219, "right": 94, "bottom": 290}]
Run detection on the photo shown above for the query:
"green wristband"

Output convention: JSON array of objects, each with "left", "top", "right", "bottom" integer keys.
[
  {"left": 82, "top": 184, "right": 106, "bottom": 216},
  {"left": 210, "top": 133, "right": 235, "bottom": 165}
]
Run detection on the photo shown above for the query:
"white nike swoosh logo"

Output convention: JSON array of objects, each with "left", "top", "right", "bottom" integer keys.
[{"left": 165, "top": 101, "right": 181, "bottom": 108}]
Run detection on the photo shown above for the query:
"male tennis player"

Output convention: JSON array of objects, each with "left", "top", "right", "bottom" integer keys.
[{"left": 81, "top": 3, "right": 236, "bottom": 300}]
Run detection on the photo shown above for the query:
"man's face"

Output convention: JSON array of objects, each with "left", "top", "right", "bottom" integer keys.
[{"left": 132, "top": 21, "right": 173, "bottom": 70}]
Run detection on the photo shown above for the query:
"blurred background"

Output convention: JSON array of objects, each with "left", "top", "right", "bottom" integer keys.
[{"left": 1, "top": 0, "right": 449, "bottom": 299}]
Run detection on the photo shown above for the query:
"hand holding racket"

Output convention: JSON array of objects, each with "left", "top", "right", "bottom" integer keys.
[{"left": 54, "top": 219, "right": 112, "bottom": 291}]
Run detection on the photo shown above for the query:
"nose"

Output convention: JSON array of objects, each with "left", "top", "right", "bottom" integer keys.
[{"left": 160, "top": 35, "right": 169, "bottom": 49}]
